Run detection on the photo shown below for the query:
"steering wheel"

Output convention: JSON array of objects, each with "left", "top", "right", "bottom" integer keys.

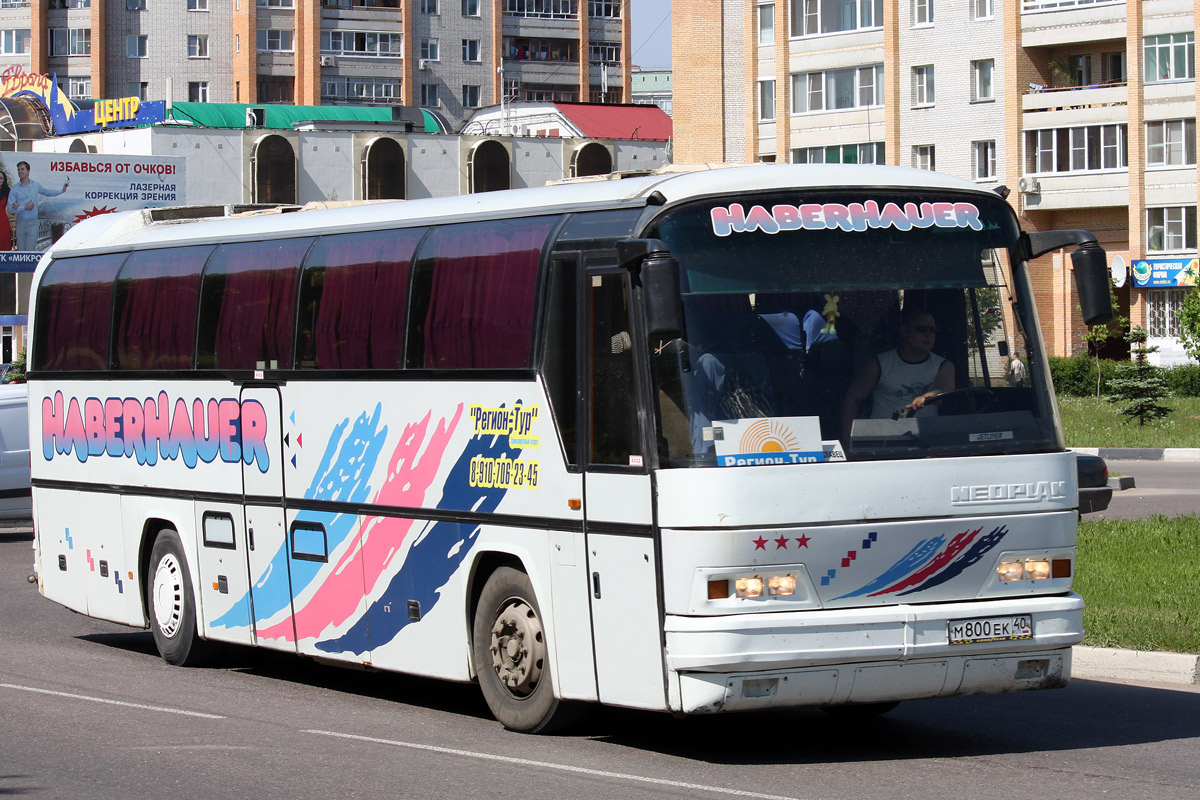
[{"left": 923, "top": 387, "right": 995, "bottom": 415}]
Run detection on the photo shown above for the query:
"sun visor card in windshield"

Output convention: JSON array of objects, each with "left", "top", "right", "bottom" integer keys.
[{"left": 649, "top": 193, "right": 1019, "bottom": 296}]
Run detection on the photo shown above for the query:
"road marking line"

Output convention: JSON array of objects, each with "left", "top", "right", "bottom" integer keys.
[
  {"left": 305, "top": 729, "right": 803, "bottom": 800},
  {"left": 0, "top": 683, "right": 225, "bottom": 719}
]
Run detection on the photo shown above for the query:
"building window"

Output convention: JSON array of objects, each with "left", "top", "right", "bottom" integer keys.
[
  {"left": 1025, "top": 125, "right": 1128, "bottom": 173},
  {"left": 422, "top": 0, "right": 438, "bottom": 13},
  {"left": 1145, "top": 33, "right": 1195, "bottom": 83},
  {"left": 1148, "top": 290, "right": 1185, "bottom": 338},
  {"left": 0, "top": 29, "right": 29, "bottom": 55},
  {"left": 463, "top": 84, "right": 481, "bottom": 108},
  {"left": 971, "top": 59, "right": 994, "bottom": 101},
  {"left": 126, "top": 35, "right": 148, "bottom": 58},
  {"left": 463, "top": 0, "right": 480, "bottom": 15},
  {"left": 323, "top": 76, "right": 399, "bottom": 104},
  {"left": 791, "top": 65, "right": 883, "bottom": 113},
  {"left": 914, "top": 145, "right": 935, "bottom": 171},
  {"left": 127, "top": 0, "right": 146, "bottom": 9},
  {"left": 973, "top": 141, "right": 996, "bottom": 180},
  {"left": 187, "top": 35, "right": 209, "bottom": 59},
  {"left": 49, "top": 0, "right": 90, "bottom": 6},
  {"left": 970, "top": 0, "right": 993, "bottom": 20},
  {"left": 51, "top": 28, "right": 91, "bottom": 57},
  {"left": 188, "top": 81, "right": 209, "bottom": 102},
  {"left": 258, "top": 76, "right": 294, "bottom": 103},
  {"left": 188, "top": 0, "right": 208, "bottom": 9},
  {"left": 791, "top": 0, "right": 882, "bottom": 37},
  {"left": 504, "top": 0, "right": 576, "bottom": 18},
  {"left": 67, "top": 76, "right": 91, "bottom": 99},
  {"left": 1147, "top": 119, "right": 1197, "bottom": 168},
  {"left": 913, "top": 0, "right": 933, "bottom": 26},
  {"left": 127, "top": 82, "right": 148, "bottom": 100},
  {"left": 759, "top": 79, "right": 775, "bottom": 121},
  {"left": 421, "top": 38, "right": 439, "bottom": 61},
  {"left": 321, "top": 31, "right": 403, "bottom": 57},
  {"left": 589, "top": 0, "right": 619, "bottom": 16},
  {"left": 257, "top": 0, "right": 294, "bottom": 6},
  {"left": 257, "top": 29, "right": 295, "bottom": 52},
  {"left": 505, "top": 37, "right": 579, "bottom": 62},
  {"left": 912, "top": 65, "right": 934, "bottom": 106},
  {"left": 589, "top": 43, "right": 619, "bottom": 64},
  {"left": 421, "top": 83, "right": 439, "bottom": 106},
  {"left": 462, "top": 39, "right": 481, "bottom": 62},
  {"left": 1104, "top": 52, "right": 1126, "bottom": 83},
  {"left": 1147, "top": 207, "right": 1197, "bottom": 253},
  {"left": 791, "top": 142, "right": 884, "bottom": 164},
  {"left": 758, "top": 3, "right": 774, "bottom": 46}
]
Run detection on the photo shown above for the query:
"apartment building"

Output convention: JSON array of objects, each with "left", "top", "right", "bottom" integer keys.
[
  {"left": 0, "top": 0, "right": 630, "bottom": 131},
  {"left": 674, "top": 1, "right": 1199, "bottom": 364}
]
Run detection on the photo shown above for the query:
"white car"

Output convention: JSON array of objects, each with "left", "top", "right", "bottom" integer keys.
[{"left": 0, "top": 383, "right": 30, "bottom": 520}]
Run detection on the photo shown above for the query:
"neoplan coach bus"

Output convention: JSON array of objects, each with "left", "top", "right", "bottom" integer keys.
[{"left": 28, "top": 164, "right": 1113, "bottom": 732}]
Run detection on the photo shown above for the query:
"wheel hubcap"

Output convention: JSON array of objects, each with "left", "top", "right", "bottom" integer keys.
[
  {"left": 152, "top": 554, "right": 184, "bottom": 639},
  {"left": 489, "top": 598, "right": 544, "bottom": 698}
]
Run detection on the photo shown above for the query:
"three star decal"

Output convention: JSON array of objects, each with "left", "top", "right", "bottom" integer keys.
[{"left": 753, "top": 534, "right": 811, "bottom": 550}]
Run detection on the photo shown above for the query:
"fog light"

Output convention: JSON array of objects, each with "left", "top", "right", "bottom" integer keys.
[
  {"left": 997, "top": 560, "right": 1025, "bottom": 582},
  {"left": 1024, "top": 559, "right": 1051, "bottom": 580},
  {"left": 735, "top": 577, "right": 764, "bottom": 598},
  {"left": 768, "top": 575, "right": 796, "bottom": 596}
]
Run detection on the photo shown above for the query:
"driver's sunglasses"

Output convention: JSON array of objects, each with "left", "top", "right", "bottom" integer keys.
[{"left": 908, "top": 324, "right": 938, "bottom": 334}]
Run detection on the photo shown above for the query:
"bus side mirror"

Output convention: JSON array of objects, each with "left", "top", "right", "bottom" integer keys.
[
  {"left": 617, "top": 238, "right": 684, "bottom": 337},
  {"left": 1071, "top": 243, "right": 1113, "bottom": 327}
]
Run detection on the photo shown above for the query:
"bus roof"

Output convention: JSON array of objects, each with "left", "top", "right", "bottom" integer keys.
[{"left": 46, "top": 164, "right": 998, "bottom": 257}]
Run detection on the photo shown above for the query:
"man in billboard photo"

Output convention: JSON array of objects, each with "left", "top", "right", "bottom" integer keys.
[{"left": 10, "top": 161, "right": 68, "bottom": 251}]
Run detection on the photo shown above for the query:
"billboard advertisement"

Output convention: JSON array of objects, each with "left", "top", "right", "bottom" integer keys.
[
  {"left": 0, "top": 153, "right": 185, "bottom": 253},
  {"left": 1132, "top": 257, "right": 1199, "bottom": 289}
]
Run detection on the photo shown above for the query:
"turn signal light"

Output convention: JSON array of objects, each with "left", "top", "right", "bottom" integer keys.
[{"left": 708, "top": 579, "right": 729, "bottom": 600}]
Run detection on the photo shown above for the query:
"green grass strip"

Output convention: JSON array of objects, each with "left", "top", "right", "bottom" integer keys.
[
  {"left": 1060, "top": 396, "right": 1200, "bottom": 448},
  {"left": 1076, "top": 515, "right": 1200, "bottom": 653}
]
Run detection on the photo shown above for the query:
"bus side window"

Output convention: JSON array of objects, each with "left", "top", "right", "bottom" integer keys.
[
  {"left": 588, "top": 272, "right": 642, "bottom": 467},
  {"left": 197, "top": 238, "right": 313, "bottom": 370},
  {"left": 296, "top": 228, "right": 423, "bottom": 370},
  {"left": 33, "top": 254, "right": 126, "bottom": 372},
  {"left": 543, "top": 256, "right": 580, "bottom": 466},
  {"left": 113, "top": 246, "right": 211, "bottom": 370},
  {"left": 406, "top": 217, "right": 556, "bottom": 370}
]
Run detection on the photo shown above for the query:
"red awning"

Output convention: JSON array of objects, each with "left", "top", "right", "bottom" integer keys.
[{"left": 552, "top": 102, "right": 672, "bottom": 141}]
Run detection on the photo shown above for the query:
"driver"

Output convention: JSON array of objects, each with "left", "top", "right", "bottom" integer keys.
[{"left": 840, "top": 307, "right": 955, "bottom": 439}]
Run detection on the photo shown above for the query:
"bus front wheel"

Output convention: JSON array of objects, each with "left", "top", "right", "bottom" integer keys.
[
  {"left": 473, "top": 567, "right": 579, "bottom": 733},
  {"left": 146, "top": 529, "right": 218, "bottom": 667}
]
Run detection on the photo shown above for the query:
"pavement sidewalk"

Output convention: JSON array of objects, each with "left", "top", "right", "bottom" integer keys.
[
  {"left": 1073, "top": 646, "right": 1200, "bottom": 687},
  {"left": 1072, "top": 447, "right": 1200, "bottom": 461}
]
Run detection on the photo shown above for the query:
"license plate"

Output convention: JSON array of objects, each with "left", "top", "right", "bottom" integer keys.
[{"left": 948, "top": 615, "right": 1033, "bottom": 645}]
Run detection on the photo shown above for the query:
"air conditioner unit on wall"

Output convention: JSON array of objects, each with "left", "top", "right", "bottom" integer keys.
[
  {"left": 418, "top": 59, "right": 432, "bottom": 71},
  {"left": 1017, "top": 176, "right": 1041, "bottom": 195},
  {"left": 320, "top": 56, "right": 336, "bottom": 67},
  {"left": 246, "top": 107, "right": 266, "bottom": 127}
]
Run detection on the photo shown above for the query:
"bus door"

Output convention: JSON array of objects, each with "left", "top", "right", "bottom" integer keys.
[
  {"left": 582, "top": 269, "right": 668, "bottom": 710},
  {"left": 240, "top": 384, "right": 296, "bottom": 653}
]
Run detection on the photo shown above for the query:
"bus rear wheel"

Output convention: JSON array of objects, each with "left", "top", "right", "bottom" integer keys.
[
  {"left": 147, "top": 529, "right": 218, "bottom": 667},
  {"left": 473, "top": 567, "right": 579, "bottom": 733}
]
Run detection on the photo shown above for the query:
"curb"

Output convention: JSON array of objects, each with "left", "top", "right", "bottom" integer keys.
[
  {"left": 1073, "top": 645, "right": 1200, "bottom": 686},
  {"left": 1071, "top": 447, "right": 1200, "bottom": 461}
]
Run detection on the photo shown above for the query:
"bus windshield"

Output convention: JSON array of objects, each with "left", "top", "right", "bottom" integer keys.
[{"left": 644, "top": 189, "right": 1058, "bottom": 467}]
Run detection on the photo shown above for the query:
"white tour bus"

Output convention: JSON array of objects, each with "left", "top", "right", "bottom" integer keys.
[{"left": 28, "top": 164, "right": 1113, "bottom": 732}]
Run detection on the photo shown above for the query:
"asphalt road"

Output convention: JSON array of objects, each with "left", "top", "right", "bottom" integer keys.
[
  {"left": 2, "top": 525, "right": 1200, "bottom": 800},
  {"left": 1095, "top": 459, "right": 1200, "bottom": 520}
]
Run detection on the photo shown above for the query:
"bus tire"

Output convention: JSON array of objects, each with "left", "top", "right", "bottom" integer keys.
[
  {"left": 146, "top": 529, "right": 218, "bottom": 667},
  {"left": 473, "top": 566, "right": 580, "bottom": 733}
]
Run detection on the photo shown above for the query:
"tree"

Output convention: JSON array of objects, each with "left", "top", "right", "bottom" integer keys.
[
  {"left": 1105, "top": 327, "right": 1170, "bottom": 427},
  {"left": 5, "top": 346, "right": 24, "bottom": 384},
  {"left": 1178, "top": 287, "right": 1200, "bottom": 363},
  {"left": 1080, "top": 279, "right": 1129, "bottom": 399}
]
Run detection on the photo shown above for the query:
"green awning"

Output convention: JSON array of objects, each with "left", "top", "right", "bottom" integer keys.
[{"left": 165, "top": 103, "right": 446, "bottom": 134}]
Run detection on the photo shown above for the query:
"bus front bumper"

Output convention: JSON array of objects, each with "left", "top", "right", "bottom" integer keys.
[{"left": 665, "top": 594, "right": 1082, "bottom": 714}]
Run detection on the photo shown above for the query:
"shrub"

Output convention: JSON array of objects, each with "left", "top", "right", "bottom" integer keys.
[
  {"left": 1048, "top": 355, "right": 1126, "bottom": 397},
  {"left": 1164, "top": 363, "right": 1200, "bottom": 397}
]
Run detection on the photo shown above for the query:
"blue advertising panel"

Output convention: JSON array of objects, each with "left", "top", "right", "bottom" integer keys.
[{"left": 1132, "top": 258, "right": 1199, "bottom": 288}]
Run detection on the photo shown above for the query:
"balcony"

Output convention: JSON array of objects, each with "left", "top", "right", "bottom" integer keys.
[
  {"left": 1022, "top": 0, "right": 1125, "bottom": 47},
  {"left": 1023, "top": 82, "right": 1127, "bottom": 128},
  {"left": 1021, "top": 170, "right": 1129, "bottom": 211}
]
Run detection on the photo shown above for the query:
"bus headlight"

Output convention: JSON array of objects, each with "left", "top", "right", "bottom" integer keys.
[
  {"left": 997, "top": 560, "right": 1026, "bottom": 582},
  {"left": 997, "top": 558, "right": 1068, "bottom": 582},
  {"left": 1024, "top": 559, "right": 1051, "bottom": 581},
  {"left": 735, "top": 577, "right": 764, "bottom": 598},
  {"left": 768, "top": 575, "right": 796, "bottom": 596}
]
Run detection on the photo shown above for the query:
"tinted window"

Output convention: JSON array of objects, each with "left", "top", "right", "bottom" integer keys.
[
  {"left": 297, "top": 228, "right": 424, "bottom": 369},
  {"left": 113, "top": 246, "right": 211, "bottom": 370},
  {"left": 198, "top": 238, "right": 313, "bottom": 370},
  {"left": 34, "top": 254, "right": 126, "bottom": 371},
  {"left": 408, "top": 217, "right": 556, "bottom": 369}
]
